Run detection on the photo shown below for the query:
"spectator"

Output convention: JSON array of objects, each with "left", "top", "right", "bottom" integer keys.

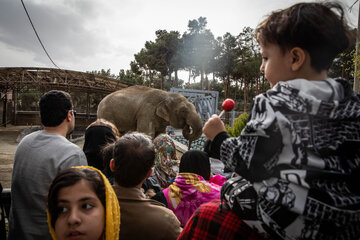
[
  {"left": 47, "top": 166, "right": 120, "bottom": 240},
  {"left": 83, "top": 118, "right": 119, "bottom": 179},
  {"left": 153, "top": 134, "right": 179, "bottom": 188},
  {"left": 158, "top": 150, "right": 225, "bottom": 227},
  {"left": 203, "top": 2, "right": 360, "bottom": 239},
  {"left": 100, "top": 142, "right": 116, "bottom": 184},
  {"left": 110, "top": 132, "right": 182, "bottom": 240},
  {"left": 8, "top": 90, "right": 87, "bottom": 240},
  {"left": 178, "top": 199, "right": 266, "bottom": 240}
]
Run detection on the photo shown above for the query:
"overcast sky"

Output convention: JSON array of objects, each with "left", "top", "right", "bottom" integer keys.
[{"left": 0, "top": 0, "right": 358, "bottom": 77}]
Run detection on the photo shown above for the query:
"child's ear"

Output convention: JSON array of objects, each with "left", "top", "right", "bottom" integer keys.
[
  {"left": 290, "top": 47, "right": 306, "bottom": 71},
  {"left": 110, "top": 159, "right": 115, "bottom": 172}
]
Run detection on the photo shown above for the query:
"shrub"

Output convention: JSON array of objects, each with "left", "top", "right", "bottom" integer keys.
[{"left": 225, "top": 112, "right": 249, "bottom": 137}]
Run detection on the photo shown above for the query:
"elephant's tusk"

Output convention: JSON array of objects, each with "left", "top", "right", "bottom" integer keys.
[{"left": 188, "top": 126, "right": 193, "bottom": 135}]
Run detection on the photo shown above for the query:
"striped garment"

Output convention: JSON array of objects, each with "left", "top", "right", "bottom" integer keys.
[{"left": 208, "top": 78, "right": 360, "bottom": 239}]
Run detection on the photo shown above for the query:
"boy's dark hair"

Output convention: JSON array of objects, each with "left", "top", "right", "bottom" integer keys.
[
  {"left": 179, "top": 150, "right": 211, "bottom": 180},
  {"left": 39, "top": 90, "right": 73, "bottom": 127},
  {"left": 101, "top": 142, "right": 115, "bottom": 169},
  {"left": 47, "top": 168, "right": 106, "bottom": 228},
  {"left": 255, "top": 2, "right": 353, "bottom": 72},
  {"left": 112, "top": 132, "right": 155, "bottom": 188}
]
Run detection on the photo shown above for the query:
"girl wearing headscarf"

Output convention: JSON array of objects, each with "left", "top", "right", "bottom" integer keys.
[{"left": 47, "top": 166, "right": 120, "bottom": 240}]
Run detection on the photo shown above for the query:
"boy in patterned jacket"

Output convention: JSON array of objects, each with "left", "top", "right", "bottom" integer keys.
[{"left": 203, "top": 2, "right": 360, "bottom": 239}]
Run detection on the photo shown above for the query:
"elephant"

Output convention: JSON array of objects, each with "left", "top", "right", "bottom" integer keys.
[{"left": 97, "top": 85, "right": 203, "bottom": 141}]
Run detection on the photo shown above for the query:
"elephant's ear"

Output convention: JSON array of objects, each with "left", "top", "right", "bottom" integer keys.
[{"left": 156, "top": 101, "right": 170, "bottom": 122}]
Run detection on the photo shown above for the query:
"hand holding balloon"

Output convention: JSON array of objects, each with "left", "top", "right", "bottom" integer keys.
[{"left": 218, "top": 98, "right": 235, "bottom": 118}]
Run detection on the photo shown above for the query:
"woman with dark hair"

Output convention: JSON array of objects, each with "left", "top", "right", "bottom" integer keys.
[
  {"left": 155, "top": 150, "right": 226, "bottom": 227},
  {"left": 83, "top": 119, "right": 119, "bottom": 182},
  {"left": 47, "top": 166, "right": 120, "bottom": 240}
]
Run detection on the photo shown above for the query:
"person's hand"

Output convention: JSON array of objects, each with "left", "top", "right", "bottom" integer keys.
[
  {"left": 202, "top": 114, "right": 226, "bottom": 141},
  {"left": 145, "top": 189, "right": 156, "bottom": 199}
]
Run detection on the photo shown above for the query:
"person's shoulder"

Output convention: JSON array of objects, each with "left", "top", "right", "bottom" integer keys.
[
  {"left": 53, "top": 135, "right": 82, "bottom": 150},
  {"left": 148, "top": 198, "right": 167, "bottom": 208},
  {"left": 55, "top": 138, "right": 87, "bottom": 164},
  {"left": 18, "top": 129, "right": 42, "bottom": 142},
  {"left": 54, "top": 138, "right": 83, "bottom": 156},
  {"left": 146, "top": 199, "right": 182, "bottom": 232},
  {"left": 146, "top": 198, "right": 178, "bottom": 217}
]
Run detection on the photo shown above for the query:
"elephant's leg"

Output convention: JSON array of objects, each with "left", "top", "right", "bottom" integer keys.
[
  {"left": 136, "top": 118, "right": 156, "bottom": 139},
  {"left": 154, "top": 125, "right": 167, "bottom": 138}
]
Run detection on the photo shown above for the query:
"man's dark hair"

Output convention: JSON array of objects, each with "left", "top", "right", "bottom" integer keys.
[
  {"left": 112, "top": 132, "right": 155, "bottom": 187},
  {"left": 255, "top": 2, "right": 353, "bottom": 72},
  {"left": 47, "top": 168, "right": 106, "bottom": 228},
  {"left": 39, "top": 90, "right": 73, "bottom": 127}
]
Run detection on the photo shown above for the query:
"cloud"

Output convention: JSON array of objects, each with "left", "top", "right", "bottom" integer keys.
[
  {"left": 0, "top": 0, "right": 358, "bottom": 74},
  {"left": 0, "top": 0, "right": 108, "bottom": 68}
]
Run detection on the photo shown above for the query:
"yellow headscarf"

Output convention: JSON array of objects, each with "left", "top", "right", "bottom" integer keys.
[{"left": 47, "top": 166, "right": 120, "bottom": 240}]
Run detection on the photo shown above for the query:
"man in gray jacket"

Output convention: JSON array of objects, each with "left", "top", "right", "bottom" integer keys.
[{"left": 8, "top": 90, "right": 87, "bottom": 239}]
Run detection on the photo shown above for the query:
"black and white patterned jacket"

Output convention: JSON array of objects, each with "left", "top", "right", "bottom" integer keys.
[{"left": 208, "top": 78, "right": 360, "bottom": 240}]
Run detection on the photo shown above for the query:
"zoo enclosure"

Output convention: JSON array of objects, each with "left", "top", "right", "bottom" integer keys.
[
  {"left": 0, "top": 67, "right": 238, "bottom": 129},
  {"left": 0, "top": 67, "right": 132, "bottom": 127},
  {"left": 170, "top": 88, "right": 236, "bottom": 125}
]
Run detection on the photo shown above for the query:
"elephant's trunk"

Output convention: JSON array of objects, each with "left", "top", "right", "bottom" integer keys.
[{"left": 182, "top": 115, "right": 203, "bottom": 141}]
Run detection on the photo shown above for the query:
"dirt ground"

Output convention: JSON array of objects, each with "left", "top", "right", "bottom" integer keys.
[{"left": 0, "top": 125, "right": 84, "bottom": 189}]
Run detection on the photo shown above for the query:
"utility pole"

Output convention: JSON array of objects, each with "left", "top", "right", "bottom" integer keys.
[{"left": 354, "top": 0, "right": 360, "bottom": 93}]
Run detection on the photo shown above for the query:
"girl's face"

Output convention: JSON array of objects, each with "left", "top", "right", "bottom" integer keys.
[{"left": 55, "top": 179, "right": 105, "bottom": 240}]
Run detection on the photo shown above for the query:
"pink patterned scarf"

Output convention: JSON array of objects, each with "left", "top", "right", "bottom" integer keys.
[{"left": 163, "top": 173, "right": 223, "bottom": 226}]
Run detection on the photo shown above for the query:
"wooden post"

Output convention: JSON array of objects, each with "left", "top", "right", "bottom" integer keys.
[
  {"left": 13, "top": 89, "right": 17, "bottom": 125},
  {"left": 2, "top": 90, "right": 7, "bottom": 127},
  {"left": 86, "top": 92, "right": 90, "bottom": 123},
  {"left": 354, "top": 1, "right": 360, "bottom": 94}
]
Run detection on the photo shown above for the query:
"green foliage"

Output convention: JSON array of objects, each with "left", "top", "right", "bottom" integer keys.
[
  {"left": 182, "top": 17, "right": 216, "bottom": 88},
  {"left": 92, "top": 17, "right": 356, "bottom": 106},
  {"left": 118, "top": 69, "right": 143, "bottom": 85},
  {"left": 353, "top": 49, "right": 360, "bottom": 89},
  {"left": 133, "top": 30, "right": 182, "bottom": 89},
  {"left": 86, "top": 69, "right": 116, "bottom": 78},
  {"left": 17, "top": 88, "right": 42, "bottom": 111},
  {"left": 328, "top": 45, "right": 355, "bottom": 84},
  {"left": 225, "top": 112, "right": 249, "bottom": 137}
]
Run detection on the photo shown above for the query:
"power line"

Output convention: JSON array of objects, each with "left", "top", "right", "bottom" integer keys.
[
  {"left": 349, "top": 0, "right": 359, "bottom": 12},
  {"left": 20, "top": 0, "right": 61, "bottom": 69}
]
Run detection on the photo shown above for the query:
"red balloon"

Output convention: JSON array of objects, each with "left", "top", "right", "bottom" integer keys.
[{"left": 222, "top": 98, "right": 235, "bottom": 111}]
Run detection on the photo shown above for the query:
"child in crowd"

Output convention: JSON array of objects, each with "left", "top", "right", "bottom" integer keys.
[
  {"left": 47, "top": 166, "right": 120, "bottom": 240},
  {"left": 157, "top": 150, "right": 226, "bottom": 227},
  {"left": 110, "top": 132, "right": 182, "bottom": 239},
  {"left": 203, "top": 2, "right": 360, "bottom": 239}
]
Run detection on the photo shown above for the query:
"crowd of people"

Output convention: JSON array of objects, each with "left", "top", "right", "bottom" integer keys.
[{"left": 4, "top": 1, "right": 360, "bottom": 239}]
